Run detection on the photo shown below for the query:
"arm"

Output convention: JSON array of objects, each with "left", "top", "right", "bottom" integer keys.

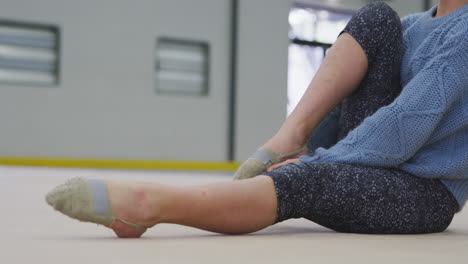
[
  {"left": 265, "top": 33, "right": 368, "bottom": 154},
  {"left": 301, "top": 20, "right": 468, "bottom": 167},
  {"left": 234, "top": 32, "right": 369, "bottom": 180}
]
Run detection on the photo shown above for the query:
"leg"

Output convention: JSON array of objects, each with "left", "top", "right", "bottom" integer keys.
[
  {"left": 336, "top": 1, "right": 404, "bottom": 141},
  {"left": 107, "top": 176, "right": 278, "bottom": 236},
  {"left": 235, "top": 3, "right": 402, "bottom": 180},
  {"left": 262, "top": 2, "right": 458, "bottom": 234},
  {"left": 159, "top": 176, "right": 277, "bottom": 234},
  {"left": 264, "top": 31, "right": 368, "bottom": 155},
  {"left": 306, "top": 103, "right": 341, "bottom": 154},
  {"left": 272, "top": 0, "right": 404, "bottom": 153},
  {"left": 234, "top": 26, "right": 370, "bottom": 179},
  {"left": 263, "top": 162, "right": 458, "bottom": 234}
]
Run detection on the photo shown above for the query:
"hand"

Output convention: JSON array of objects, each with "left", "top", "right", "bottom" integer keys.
[
  {"left": 267, "top": 158, "right": 300, "bottom": 172},
  {"left": 232, "top": 136, "right": 307, "bottom": 180}
]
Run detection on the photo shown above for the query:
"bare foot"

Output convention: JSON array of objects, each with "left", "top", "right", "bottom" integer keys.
[{"left": 106, "top": 181, "right": 164, "bottom": 238}]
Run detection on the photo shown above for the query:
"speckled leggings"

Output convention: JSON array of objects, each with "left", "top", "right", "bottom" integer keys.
[{"left": 263, "top": 2, "right": 459, "bottom": 234}]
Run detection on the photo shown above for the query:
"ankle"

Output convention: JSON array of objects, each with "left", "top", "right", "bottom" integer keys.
[
  {"left": 108, "top": 181, "right": 161, "bottom": 227},
  {"left": 150, "top": 184, "right": 179, "bottom": 224},
  {"left": 134, "top": 185, "right": 161, "bottom": 226}
]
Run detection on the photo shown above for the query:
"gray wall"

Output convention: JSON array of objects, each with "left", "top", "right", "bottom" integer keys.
[
  {"left": 0, "top": 0, "right": 429, "bottom": 162},
  {"left": 0, "top": 0, "right": 231, "bottom": 161},
  {"left": 234, "top": 0, "right": 291, "bottom": 160}
]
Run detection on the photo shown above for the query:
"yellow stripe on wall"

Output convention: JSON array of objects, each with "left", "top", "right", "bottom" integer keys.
[{"left": 0, "top": 157, "right": 241, "bottom": 172}]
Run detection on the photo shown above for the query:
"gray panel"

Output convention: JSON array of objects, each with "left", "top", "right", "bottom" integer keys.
[
  {"left": 235, "top": 0, "right": 291, "bottom": 160},
  {"left": 0, "top": 0, "right": 230, "bottom": 161}
]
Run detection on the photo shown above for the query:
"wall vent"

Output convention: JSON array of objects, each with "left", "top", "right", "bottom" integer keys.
[
  {"left": 155, "top": 38, "right": 209, "bottom": 96},
  {"left": 0, "top": 20, "right": 59, "bottom": 86}
]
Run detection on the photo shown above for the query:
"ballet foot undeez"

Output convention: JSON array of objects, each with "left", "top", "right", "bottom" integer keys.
[
  {"left": 233, "top": 144, "right": 307, "bottom": 180},
  {"left": 45, "top": 177, "right": 162, "bottom": 238}
]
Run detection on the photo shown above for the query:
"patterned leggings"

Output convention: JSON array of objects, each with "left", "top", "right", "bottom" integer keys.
[{"left": 263, "top": 2, "right": 458, "bottom": 234}]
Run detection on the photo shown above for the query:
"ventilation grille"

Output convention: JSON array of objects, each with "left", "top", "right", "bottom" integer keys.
[
  {"left": 0, "top": 21, "right": 59, "bottom": 86},
  {"left": 155, "top": 38, "right": 209, "bottom": 96}
]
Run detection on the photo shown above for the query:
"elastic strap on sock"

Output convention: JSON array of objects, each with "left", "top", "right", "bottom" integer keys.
[
  {"left": 251, "top": 150, "right": 272, "bottom": 165},
  {"left": 112, "top": 217, "right": 147, "bottom": 231},
  {"left": 88, "top": 179, "right": 147, "bottom": 231},
  {"left": 88, "top": 179, "right": 110, "bottom": 215}
]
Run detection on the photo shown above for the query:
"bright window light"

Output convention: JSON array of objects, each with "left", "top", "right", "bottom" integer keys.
[{"left": 287, "top": 6, "right": 353, "bottom": 116}]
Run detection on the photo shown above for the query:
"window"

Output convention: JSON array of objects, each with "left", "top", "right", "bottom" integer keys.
[
  {"left": 155, "top": 38, "right": 209, "bottom": 96},
  {"left": 287, "top": 5, "right": 353, "bottom": 116},
  {"left": 0, "top": 20, "right": 59, "bottom": 86}
]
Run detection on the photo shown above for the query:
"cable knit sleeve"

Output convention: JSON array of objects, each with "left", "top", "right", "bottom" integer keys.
[{"left": 301, "top": 19, "right": 468, "bottom": 167}]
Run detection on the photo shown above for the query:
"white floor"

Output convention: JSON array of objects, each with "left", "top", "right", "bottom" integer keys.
[{"left": 1, "top": 166, "right": 467, "bottom": 264}]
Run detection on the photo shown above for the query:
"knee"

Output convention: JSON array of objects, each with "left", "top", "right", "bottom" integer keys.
[
  {"left": 362, "top": 1, "right": 402, "bottom": 36},
  {"left": 364, "top": 1, "right": 398, "bottom": 19},
  {"left": 346, "top": 1, "right": 403, "bottom": 54}
]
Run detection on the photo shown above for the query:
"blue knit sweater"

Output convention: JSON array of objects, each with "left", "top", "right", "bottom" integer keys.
[{"left": 300, "top": 5, "right": 468, "bottom": 210}]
